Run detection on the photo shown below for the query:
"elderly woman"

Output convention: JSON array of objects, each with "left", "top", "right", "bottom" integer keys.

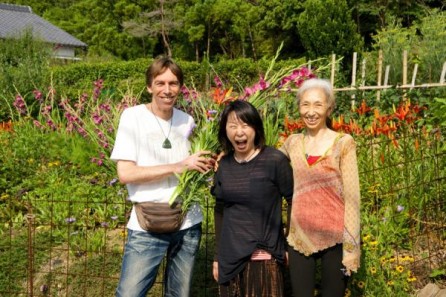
[
  {"left": 280, "top": 78, "right": 361, "bottom": 297},
  {"left": 212, "top": 100, "right": 294, "bottom": 297}
]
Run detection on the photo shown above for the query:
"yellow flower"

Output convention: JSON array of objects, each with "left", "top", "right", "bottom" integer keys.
[
  {"left": 362, "top": 234, "right": 371, "bottom": 242},
  {"left": 344, "top": 288, "right": 351, "bottom": 297},
  {"left": 380, "top": 256, "right": 387, "bottom": 264},
  {"left": 357, "top": 281, "right": 365, "bottom": 289},
  {"left": 396, "top": 265, "right": 404, "bottom": 273},
  {"left": 369, "top": 240, "right": 378, "bottom": 246},
  {"left": 370, "top": 267, "right": 377, "bottom": 274},
  {"left": 402, "top": 255, "right": 414, "bottom": 263},
  {"left": 407, "top": 276, "right": 417, "bottom": 282},
  {"left": 387, "top": 280, "right": 394, "bottom": 286}
]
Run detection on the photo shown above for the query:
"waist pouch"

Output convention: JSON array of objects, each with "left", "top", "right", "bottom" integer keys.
[{"left": 134, "top": 201, "right": 184, "bottom": 233}]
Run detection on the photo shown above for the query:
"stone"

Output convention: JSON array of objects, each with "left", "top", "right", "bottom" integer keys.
[{"left": 417, "top": 283, "right": 440, "bottom": 297}]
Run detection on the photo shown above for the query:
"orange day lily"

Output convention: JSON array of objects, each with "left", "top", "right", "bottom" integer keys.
[
  {"left": 212, "top": 87, "right": 235, "bottom": 104},
  {"left": 356, "top": 100, "right": 371, "bottom": 115}
]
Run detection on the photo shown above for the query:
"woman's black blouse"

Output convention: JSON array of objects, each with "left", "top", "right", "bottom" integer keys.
[{"left": 211, "top": 146, "right": 294, "bottom": 284}]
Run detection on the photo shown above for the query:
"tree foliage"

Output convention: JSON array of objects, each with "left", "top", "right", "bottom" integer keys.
[
  {"left": 0, "top": 0, "right": 444, "bottom": 61},
  {"left": 297, "top": 0, "right": 363, "bottom": 60}
]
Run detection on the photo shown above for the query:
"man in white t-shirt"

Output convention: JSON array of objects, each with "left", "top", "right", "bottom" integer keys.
[{"left": 112, "top": 56, "right": 214, "bottom": 297}]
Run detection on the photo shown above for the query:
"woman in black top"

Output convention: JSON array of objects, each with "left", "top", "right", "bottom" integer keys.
[{"left": 212, "top": 100, "right": 294, "bottom": 297}]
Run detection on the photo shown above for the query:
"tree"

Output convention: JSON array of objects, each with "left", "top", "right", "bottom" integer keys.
[
  {"left": 122, "top": 0, "right": 183, "bottom": 57},
  {"left": 297, "top": 0, "right": 363, "bottom": 60}
]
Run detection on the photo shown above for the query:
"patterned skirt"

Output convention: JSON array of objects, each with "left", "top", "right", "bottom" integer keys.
[{"left": 218, "top": 259, "right": 284, "bottom": 297}]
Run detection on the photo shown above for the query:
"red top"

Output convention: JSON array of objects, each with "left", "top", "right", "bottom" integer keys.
[{"left": 306, "top": 155, "right": 321, "bottom": 165}]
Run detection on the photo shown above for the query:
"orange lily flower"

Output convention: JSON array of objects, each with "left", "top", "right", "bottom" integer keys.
[
  {"left": 356, "top": 100, "right": 371, "bottom": 115},
  {"left": 212, "top": 87, "right": 234, "bottom": 104}
]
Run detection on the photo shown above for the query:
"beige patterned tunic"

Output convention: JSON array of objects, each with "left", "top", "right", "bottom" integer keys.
[{"left": 280, "top": 133, "right": 361, "bottom": 275}]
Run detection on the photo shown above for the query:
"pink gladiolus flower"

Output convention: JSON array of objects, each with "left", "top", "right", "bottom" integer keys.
[
  {"left": 243, "top": 76, "right": 270, "bottom": 99},
  {"left": 92, "top": 113, "right": 103, "bottom": 125},
  {"left": 33, "top": 90, "right": 43, "bottom": 102},
  {"left": 13, "top": 95, "right": 27, "bottom": 115},
  {"left": 33, "top": 120, "right": 43, "bottom": 129},
  {"left": 214, "top": 76, "right": 223, "bottom": 88},
  {"left": 280, "top": 67, "right": 316, "bottom": 88}
]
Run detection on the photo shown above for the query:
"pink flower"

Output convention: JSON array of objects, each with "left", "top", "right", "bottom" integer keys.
[
  {"left": 280, "top": 67, "right": 316, "bottom": 88},
  {"left": 214, "top": 76, "right": 223, "bottom": 88},
  {"left": 13, "top": 95, "right": 27, "bottom": 115},
  {"left": 33, "top": 90, "right": 43, "bottom": 102},
  {"left": 243, "top": 76, "right": 270, "bottom": 99}
]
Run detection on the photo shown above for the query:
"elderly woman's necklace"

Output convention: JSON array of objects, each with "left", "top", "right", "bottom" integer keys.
[{"left": 150, "top": 104, "right": 172, "bottom": 149}]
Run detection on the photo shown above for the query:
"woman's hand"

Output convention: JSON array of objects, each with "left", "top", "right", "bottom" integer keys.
[{"left": 212, "top": 261, "right": 219, "bottom": 282}]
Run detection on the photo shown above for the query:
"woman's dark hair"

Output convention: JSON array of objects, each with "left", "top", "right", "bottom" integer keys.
[
  {"left": 145, "top": 55, "right": 184, "bottom": 87},
  {"left": 218, "top": 100, "right": 266, "bottom": 153}
]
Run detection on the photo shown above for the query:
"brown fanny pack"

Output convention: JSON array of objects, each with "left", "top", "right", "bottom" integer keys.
[{"left": 133, "top": 201, "right": 184, "bottom": 233}]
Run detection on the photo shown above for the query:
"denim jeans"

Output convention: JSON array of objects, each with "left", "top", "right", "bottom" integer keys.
[{"left": 115, "top": 223, "right": 202, "bottom": 297}]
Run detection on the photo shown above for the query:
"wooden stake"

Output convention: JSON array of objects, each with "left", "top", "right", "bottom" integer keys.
[
  {"left": 331, "top": 54, "right": 336, "bottom": 86},
  {"left": 440, "top": 61, "right": 446, "bottom": 84},
  {"left": 411, "top": 64, "right": 418, "bottom": 91},
  {"left": 377, "top": 50, "right": 383, "bottom": 101},
  {"left": 351, "top": 52, "right": 357, "bottom": 108},
  {"left": 403, "top": 50, "right": 408, "bottom": 100}
]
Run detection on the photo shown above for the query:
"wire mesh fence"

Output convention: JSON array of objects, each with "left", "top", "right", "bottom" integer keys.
[{"left": 0, "top": 127, "right": 444, "bottom": 297}]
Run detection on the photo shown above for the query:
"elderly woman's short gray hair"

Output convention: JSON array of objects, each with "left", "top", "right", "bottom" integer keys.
[{"left": 297, "top": 78, "right": 336, "bottom": 114}]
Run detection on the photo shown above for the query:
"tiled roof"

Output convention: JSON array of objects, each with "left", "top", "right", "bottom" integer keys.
[{"left": 0, "top": 3, "right": 87, "bottom": 48}]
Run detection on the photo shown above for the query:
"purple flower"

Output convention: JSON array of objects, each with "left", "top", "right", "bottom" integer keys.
[
  {"left": 111, "top": 215, "right": 118, "bottom": 221},
  {"left": 396, "top": 205, "right": 404, "bottom": 212},
  {"left": 109, "top": 178, "right": 118, "bottom": 186},
  {"left": 186, "top": 123, "right": 196, "bottom": 138},
  {"left": 40, "top": 284, "right": 48, "bottom": 293},
  {"left": 101, "top": 222, "right": 109, "bottom": 228},
  {"left": 65, "top": 217, "right": 76, "bottom": 224}
]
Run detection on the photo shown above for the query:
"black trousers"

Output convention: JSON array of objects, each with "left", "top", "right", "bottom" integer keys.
[{"left": 288, "top": 244, "right": 348, "bottom": 297}]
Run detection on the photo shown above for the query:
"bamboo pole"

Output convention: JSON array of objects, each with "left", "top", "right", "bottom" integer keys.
[
  {"left": 351, "top": 52, "right": 357, "bottom": 108},
  {"left": 411, "top": 64, "right": 418, "bottom": 90},
  {"left": 330, "top": 54, "right": 336, "bottom": 86},
  {"left": 384, "top": 65, "right": 390, "bottom": 87},
  {"left": 440, "top": 61, "right": 446, "bottom": 83},
  {"left": 377, "top": 50, "right": 383, "bottom": 101},
  {"left": 403, "top": 50, "right": 408, "bottom": 100}
]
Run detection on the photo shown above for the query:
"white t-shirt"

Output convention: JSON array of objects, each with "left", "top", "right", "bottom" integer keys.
[{"left": 111, "top": 104, "right": 203, "bottom": 231}]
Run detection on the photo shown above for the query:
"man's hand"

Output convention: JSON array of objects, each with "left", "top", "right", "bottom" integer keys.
[{"left": 177, "top": 150, "right": 215, "bottom": 174}]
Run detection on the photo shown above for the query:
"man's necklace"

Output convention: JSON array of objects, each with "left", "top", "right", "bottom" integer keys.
[{"left": 150, "top": 104, "right": 172, "bottom": 149}]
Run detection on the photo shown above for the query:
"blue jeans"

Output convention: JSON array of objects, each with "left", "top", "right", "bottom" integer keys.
[{"left": 115, "top": 223, "right": 202, "bottom": 297}]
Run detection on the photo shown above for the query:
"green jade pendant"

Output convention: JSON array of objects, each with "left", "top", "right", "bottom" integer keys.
[{"left": 162, "top": 138, "right": 172, "bottom": 149}]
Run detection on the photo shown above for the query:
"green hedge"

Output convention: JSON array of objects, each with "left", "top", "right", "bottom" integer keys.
[{"left": 49, "top": 57, "right": 308, "bottom": 101}]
